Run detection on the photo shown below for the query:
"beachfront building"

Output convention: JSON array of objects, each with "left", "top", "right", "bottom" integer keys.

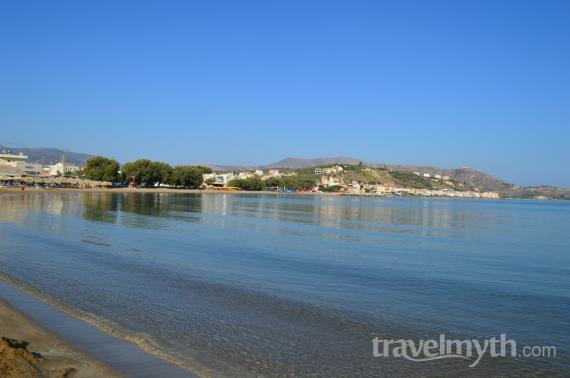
[
  {"left": 47, "top": 162, "right": 81, "bottom": 177},
  {"left": 346, "top": 181, "right": 362, "bottom": 194},
  {"left": 0, "top": 150, "right": 32, "bottom": 177},
  {"left": 203, "top": 172, "right": 236, "bottom": 186},
  {"left": 0, "top": 150, "right": 28, "bottom": 169},
  {"left": 20, "top": 162, "right": 44, "bottom": 176}
]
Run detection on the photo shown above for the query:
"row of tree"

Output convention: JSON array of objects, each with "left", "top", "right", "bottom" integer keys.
[
  {"left": 83, "top": 156, "right": 212, "bottom": 188},
  {"left": 228, "top": 175, "right": 317, "bottom": 191}
]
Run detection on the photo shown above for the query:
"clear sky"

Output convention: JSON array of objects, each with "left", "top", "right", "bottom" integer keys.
[{"left": 1, "top": 1, "right": 569, "bottom": 187}]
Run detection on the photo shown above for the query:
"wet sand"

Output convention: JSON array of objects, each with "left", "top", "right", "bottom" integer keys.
[
  {"left": 0, "top": 297, "right": 120, "bottom": 378},
  {"left": 0, "top": 279, "right": 194, "bottom": 377}
]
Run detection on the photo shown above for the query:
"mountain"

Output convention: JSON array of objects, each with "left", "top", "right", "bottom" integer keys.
[
  {"left": 369, "top": 164, "right": 514, "bottom": 192},
  {"left": 0, "top": 146, "right": 93, "bottom": 165},
  {"left": 262, "top": 156, "right": 364, "bottom": 169},
  {"left": 500, "top": 186, "right": 570, "bottom": 200},
  {"left": 203, "top": 157, "right": 364, "bottom": 171},
  {"left": 448, "top": 167, "right": 513, "bottom": 191},
  {"left": 259, "top": 158, "right": 512, "bottom": 192}
]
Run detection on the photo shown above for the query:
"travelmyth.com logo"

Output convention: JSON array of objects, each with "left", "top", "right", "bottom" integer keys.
[{"left": 372, "top": 334, "right": 556, "bottom": 368}]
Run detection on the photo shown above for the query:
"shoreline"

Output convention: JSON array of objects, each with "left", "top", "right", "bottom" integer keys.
[
  {"left": 0, "top": 277, "right": 195, "bottom": 377},
  {"left": 0, "top": 186, "right": 550, "bottom": 201},
  {"left": 0, "top": 296, "right": 120, "bottom": 378},
  {"left": 0, "top": 187, "right": 552, "bottom": 201}
]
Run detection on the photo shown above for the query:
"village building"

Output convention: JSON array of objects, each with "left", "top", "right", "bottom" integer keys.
[{"left": 47, "top": 162, "right": 81, "bottom": 176}]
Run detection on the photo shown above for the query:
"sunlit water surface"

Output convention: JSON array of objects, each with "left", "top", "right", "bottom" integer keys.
[{"left": 0, "top": 192, "right": 569, "bottom": 376}]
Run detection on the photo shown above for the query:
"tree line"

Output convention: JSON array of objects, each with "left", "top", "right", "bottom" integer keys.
[
  {"left": 83, "top": 156, "right": 212, "bottom": 189},
  {"left": 229, "top": 175, "right": 317, "bottom": 191}
]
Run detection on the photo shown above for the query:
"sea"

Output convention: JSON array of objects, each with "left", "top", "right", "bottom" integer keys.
[{"left": 0, "top": 192, "right": 569, "bottom": 377}]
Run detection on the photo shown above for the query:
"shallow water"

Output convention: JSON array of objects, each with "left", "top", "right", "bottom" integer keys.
[{"left": 0, "top": 192, "right": 569, "bottom": 376}]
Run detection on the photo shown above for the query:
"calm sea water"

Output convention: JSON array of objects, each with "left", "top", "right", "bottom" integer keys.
[{"left": 0, "top": 192, "right": 569, "bottom": 376}]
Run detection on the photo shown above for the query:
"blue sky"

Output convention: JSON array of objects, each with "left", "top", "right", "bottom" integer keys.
[{"left": 1, "top": 1, "right": 569, "bottom": 187}]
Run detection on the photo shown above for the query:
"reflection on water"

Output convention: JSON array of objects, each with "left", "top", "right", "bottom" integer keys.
[
  {"left": 0, "top": 192, "right": 505, "bottom": 237},
  {"left": 0, "top": 192, "right": 569, "bottom": 376}
]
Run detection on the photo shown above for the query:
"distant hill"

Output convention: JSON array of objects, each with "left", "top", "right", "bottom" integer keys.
[
  {"left": 262, "top": 157, "right": 364, "bottom": 169},
  {"left": 0, "top": 146, "right": 93, "bottom": 165},
  {"left": 260, "top": 158, "right": 513, "bottom": 192},
  {"left": 370, "top": 164, "right": 514, "bottom": 192},
  {"left": 500, "top": 186, "right": 570, "bottom": 200},
  {"left": 3, "top": 148, "right": 568, "bottom": 199}
]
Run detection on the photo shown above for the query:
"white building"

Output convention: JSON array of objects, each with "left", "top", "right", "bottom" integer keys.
[
  {"left": 323, "top": 165, "right": 344, "bottom": 174},
  {"left": 47, "top": 162, "right": 81, "bottom": 176},
  {"left": 203, "top": 172, "right": 236, "bottom": 186},
  {"left": 321, "top": 175, "right": 343, "bottom": 187},
  {"left": 0, "top": 150, "right": 39, "bottom": 176},
  {"left": 237, "top": 171, "right": 255, "bottom": 180},
  {"left": 0, "top": 150, "right": 28, "bottom": 169}
]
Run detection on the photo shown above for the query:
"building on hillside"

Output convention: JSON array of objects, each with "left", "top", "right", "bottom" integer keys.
[
  {"left": 314, "top": 168, "right": 324, "bottom": 175},
  {"left": 321, "top": 175, "right": 343, "bottom": 187},
  {"left": 323, "top": 165, "right": 344, "bottom": 174},
  {"left": 268, "top": 169, "right": 280, "bottom": 177},
  {"left": 254, "top": 169, "right": 264, "bottom": 176},
  {"left": 346, "top": 181, "right": 362, "bottom": 194},
  {"left": 281, "top": 171, "right": 297, "bottom": 176}
]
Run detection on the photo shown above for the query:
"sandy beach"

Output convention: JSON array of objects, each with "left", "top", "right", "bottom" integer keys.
[{"left": 0, "top": 298, "right": 120, "bottom": 378}]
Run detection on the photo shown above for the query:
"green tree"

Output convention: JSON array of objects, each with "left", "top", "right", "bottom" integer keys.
[
  {"left": 170, "top": 166, "right": 211, "bottom": 188},
  {"left": 264, "top": 177, "right": 282, "bottom": 187},
  {"left": 122, "top": 159, "right": 172, "bottom": 187},
  {"left": 155, "top": 162, "right": 173, "bottom": 185},
  {"left": 280, "top": 176, "right": 317, "bottom": 190},
  {"left": 229, "top": 177, "right": 264, "bottom": 191},
  {"left": 84, "top": 156, "right": 121, "bottom": 182},
  {"left": 319, "top": 185, "right": 343, "bottom": 192}
]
